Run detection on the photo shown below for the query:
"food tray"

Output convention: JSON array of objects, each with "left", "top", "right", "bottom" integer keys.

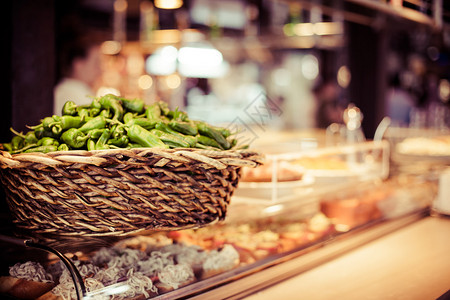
[
  {"left": 234, "top": 140, "right": 390, "bottom": 203},
  {"left": 384, "top": 127, "right": 450, "bottom": 176},
  {"left": 0, "top": 148, "right": 262, "bottom": 239}
]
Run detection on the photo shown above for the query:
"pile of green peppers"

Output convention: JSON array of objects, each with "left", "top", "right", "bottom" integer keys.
[{"left": 0, "top": 94, "right": 242, "bottom": 154}]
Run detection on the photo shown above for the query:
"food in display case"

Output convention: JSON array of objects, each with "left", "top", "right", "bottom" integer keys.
[
  {"left": 1, "top": 168, "right": 438, "bottom": 300},
  {"left": 395, "top": 135, "right": 450, "bottom": 156},
  {"left": 320, "top": 187, "right": 386, "bottom": 229},
  {"left": 240, "top": 159, "right": 305, "bottom": 183},
  {"left": 0, "top": 212, "right": 332, "bottom": 300},
  {"left": 384, "top": 127, "right": 450, "bottom": 176},
  {"left": 0, "top": 262, "right": 55, "bottom": 300},
  {"left": 168, "top": 212, "right": 334, "bottom": 264},
  {"left": 234, "top": 140, "right": 390, "bottom": 202},
  {"left": 320, "top": 175, "right": 437, "bottom": 230},
  {"left": 294, "top": 156, "right": 349, "bottom": 170},
  {"left": 0, "top": 238, "right": 239, "bottom": 299}
]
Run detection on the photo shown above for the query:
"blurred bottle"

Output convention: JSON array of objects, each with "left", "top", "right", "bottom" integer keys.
[
  {"left": 409, "top": 107, "right": 427, "bottom": 128},
  {"left": 113, "top": 0, "right": 127, "bottom": 45},
  {"left": 140, "top": 1, "right": 155, "bottom": 43},
  {"left": 428, "top": 102, "right": 449, "bottom": 130}
]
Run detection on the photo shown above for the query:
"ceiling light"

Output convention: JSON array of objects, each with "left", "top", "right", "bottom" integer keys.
[{"left": 154, "top": 0, "right": 183, "bottom": 9}]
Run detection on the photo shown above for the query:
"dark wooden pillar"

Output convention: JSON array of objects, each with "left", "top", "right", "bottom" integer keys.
[
  {"left": 0, "top": 1, "right": 13, "bottom": 143},
  {"left": 347, "top": 22, "right": 387, "bottom": 139},
  {"left": 10, "top": 0, "right": 55, "bottom": 134},
  {"left": 0, "top": 0, "right": 55, "bottom": 266}
]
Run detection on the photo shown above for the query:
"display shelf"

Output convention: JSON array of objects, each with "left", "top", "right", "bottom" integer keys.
[
  {"left": 153, "top": 209, "right": 429, "bottom": 300},
  {"left": 345, "top": 0, "right": 437, "bottom": 27},
  {"left": 278, "top": 0, "right": 440, "bottom": 28}
]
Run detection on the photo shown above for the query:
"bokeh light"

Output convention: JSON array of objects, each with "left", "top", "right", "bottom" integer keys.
[{"left": 138, "top": 75, "right": 153, "bottom": 90}]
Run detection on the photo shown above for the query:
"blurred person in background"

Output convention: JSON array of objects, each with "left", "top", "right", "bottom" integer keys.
[
  {"left": 385, "top": 72, "right": 416, "bottom": 126},
  {"left": 53, "top": 34, "right": 103, "bottom": 116},
  {"left": 315, "top": 80, "right": 345, "bottom": 128}
]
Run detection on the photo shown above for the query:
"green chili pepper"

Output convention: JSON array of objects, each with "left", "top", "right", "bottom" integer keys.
[
  {"left": 78, "top": 116, "right": 107, "bottom": 133},
  {"left": 154, "top": 122, "right": 172, "bottom": 133},
  {"left": 77, "top": 107, "right": 90, "bottom": 119},
  {"left": 145, "top": 103, "right": 161, "bottom": 121},
  {"left": 168, "top": 108, "right": 188, "bottom": 121},
  {"left": 168, "top": 121, "right": 198, "bottom": 136},
  {"left": 89, "top": 99, "right": 102, "bottom": 117},
  {"left": 87, "top": 139, "right": 96, "bottom": 151},
  {"left": 108, "top": 135, "right": 129, "bottom": 147},
  {"left": 123, "top": 112, "right": 135, "bottom": 124},
  {"left": 61, "top": 128, "right": 90, "bottom": 149},
  {"left": 99, "top": 94, "right": 124, "bottom": 121},
  {"left": 24, "top": 145, "right": 58, "bottom": 153},
  {"left": 91, "top": 98, "right": 102, "bottom": 109},
  {"left": 197, "top": 135, "right": 223, "bottom": 149},
  {"left": 196, "top": 122, "right": 231, "bottom": 150},
  {"left": 111, "top": 124, "right": 126, "bottom": 139},
  {"left": 126, "top": 124, "right": 168, "bottom": 148},
  {"left": 50, "top": 116, "right": 85, "bottom": 135},
  {"left": 89, "top": 108, "right": 101, "bottom": 117},
  {"left": 95, "top": 128, "right": 111, "bottom": 150},
  {"left": 183, "top": 135, "right": 197, "bottom": 148},
  {"left": 57, "top": 144, "right": 70, "bottom": 151},
  {"left": 99, "top": 109, "right": 112, "bottom": 119},
  {"left": 150, "top": 129, "right": 191, "bottom": 148},
  {"left": 87, "top": 128, "right": 106, "bottom": 139},
  {"left": 10, "top": 128, "right": 38, "bottom": 145},
  {"left": 158, "top": 101, "right": 170, "bottom": 116},
  {"left": 236, "top": 144, "right": 249, "bottom": 149},
  {"left": 1, "top": 143, "right": 12, "bottom": 152},
  {"left": 211, "top": 126, "right": 232, "bottom": 138},
  {"left": 11, "top": 136, "right": 24, "bottom": 151},
  {"left": 192, "top": 120, "right": 232, "bottom": 137},
  {"left": 126, "top": 118, "right": 157, "bottom": 130},
  {"left": 9, "top": 144, "right": 37, "bottom": 154},
  {"left": 121, "top": 97, "right": 145, "bottom": 113},
  {"left": 29, "top": 116, "right": 55, "bottom": 131},
  {"left": 229, "top": 138, "right": 238, "bottom": 149},
  {"left": 126, "top": 143, "right": 144, "bottom": 149},
  {"left": 33, "top": 126, "right": 44, "bottom": 138},
  {"left": 155, "top": 122, "right": 196, "bottom": 147},
  {"left": 62, "top": 101, "right": 78, "bottom": 116},
  {"left": 8, "top": 96, "right": 240, "bottom": 152},
  {"left": 194, "top": 142, "right": 218, "bottom": 151},
  {"left": 24, "top": 131, "right": 39, "bottom": 145},
  {"left": 42, "top": 117, "right": 57, "bottom": 130},
  {"left": 34, "top": 126, "right": 59, "bottom": 140},
  {"left": 37, "top": 137, "right": 59, "bottom": 147}
]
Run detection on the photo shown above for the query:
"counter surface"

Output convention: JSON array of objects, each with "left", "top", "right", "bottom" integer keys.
[{"left": 244, "top": 216, "right": 450, "bottom": 300}]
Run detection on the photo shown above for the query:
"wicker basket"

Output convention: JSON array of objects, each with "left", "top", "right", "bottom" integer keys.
[{"left": 0, "top": 148, "right": 263, "bottom": 238}]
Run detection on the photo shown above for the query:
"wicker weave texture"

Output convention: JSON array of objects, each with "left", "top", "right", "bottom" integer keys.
[{"left": 0, "top": 148, "right": 263, "bottom": 237}]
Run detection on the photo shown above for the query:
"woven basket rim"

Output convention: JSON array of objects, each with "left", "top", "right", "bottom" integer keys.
[{"left": 0, "top": 147, "right": 264, "bottom": 170}]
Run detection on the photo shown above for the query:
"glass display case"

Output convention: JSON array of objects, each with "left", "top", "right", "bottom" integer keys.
[
  {"left": 385, "top": 126, "right": 450, "bottom": 176},
  {"left": 0, "top": 138, "right": 440, "bottom": 300}
]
